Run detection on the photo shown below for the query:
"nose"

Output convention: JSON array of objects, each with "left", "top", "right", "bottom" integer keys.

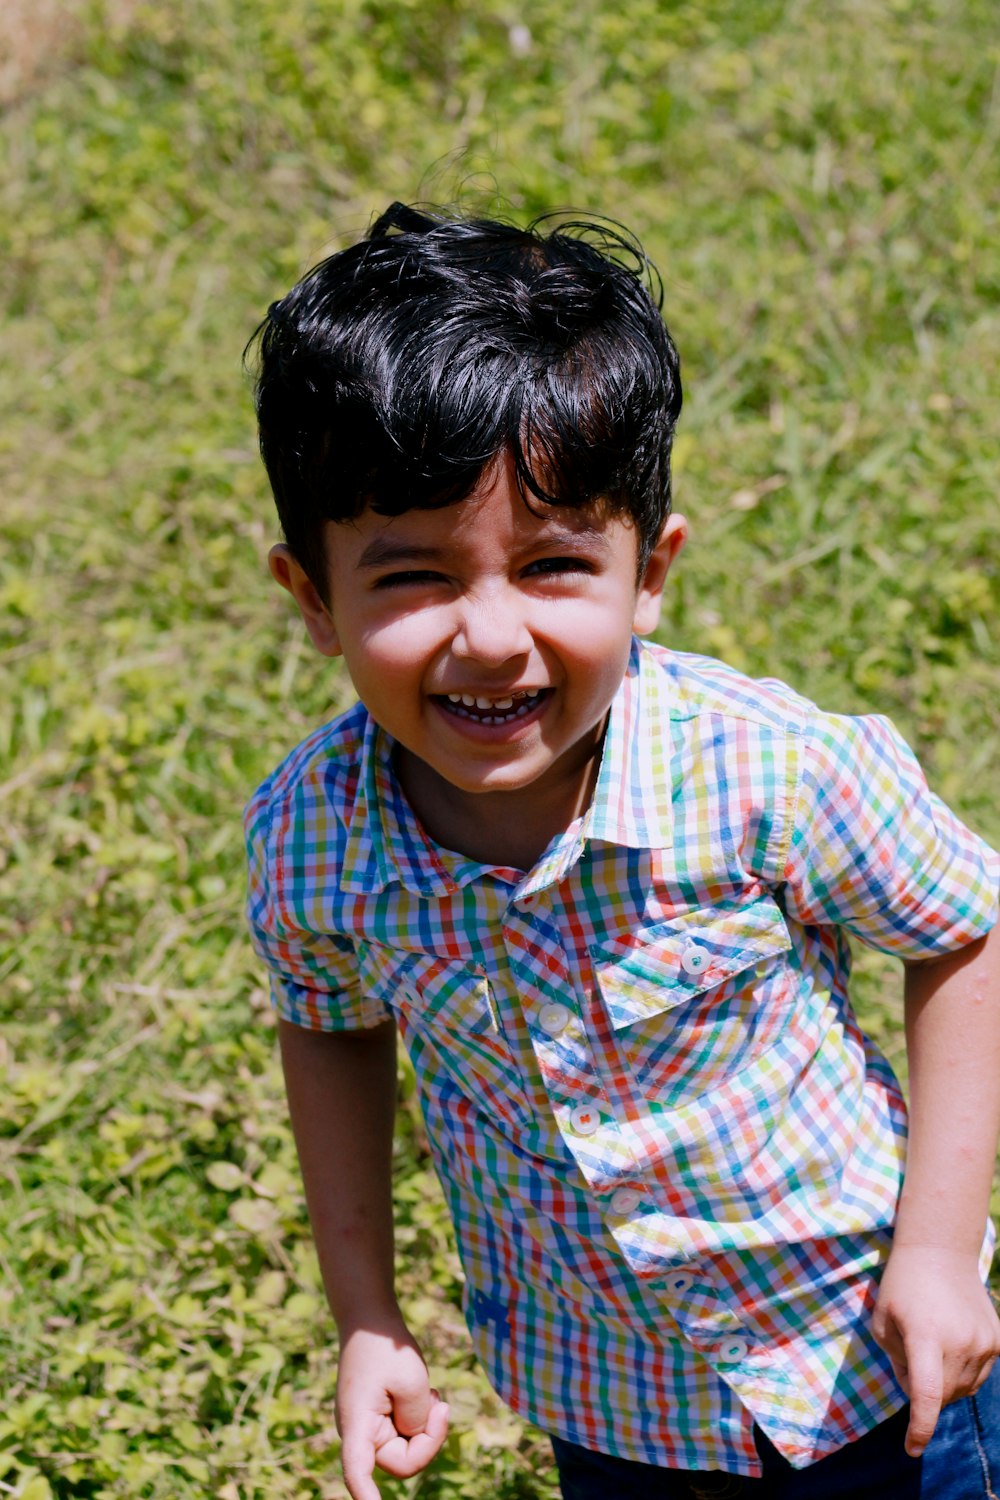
[{"left": 451, "top": 584, "right": 533, "bottom": 665}]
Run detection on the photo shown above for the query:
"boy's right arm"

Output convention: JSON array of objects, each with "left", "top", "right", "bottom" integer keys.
[{"left": 278, "top": 1017, "right": 449, "bottom": 1500}]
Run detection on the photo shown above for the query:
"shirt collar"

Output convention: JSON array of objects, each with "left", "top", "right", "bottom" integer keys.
[
  {"left": 340, "top": 713, "right": 477, "bottom": 897},
  {"left": 339, "top": 637, "right": 674, "bottom": 898},
  {"left": 588, "top": 636, "right": 676, "bottom": 851},
  {"left": 516, "top": 637, "right": 675, "bottom": 896}
]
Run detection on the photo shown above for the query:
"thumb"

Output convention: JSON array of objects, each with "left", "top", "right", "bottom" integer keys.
[{"left": 426, "top": 1393, "right": 450, "bottom": 1438}]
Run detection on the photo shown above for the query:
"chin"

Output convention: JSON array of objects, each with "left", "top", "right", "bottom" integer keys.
[{"left": 449, "top": 765, "right": 544, "bottom": 796}]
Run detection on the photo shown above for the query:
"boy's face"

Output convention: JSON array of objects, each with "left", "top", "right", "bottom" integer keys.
[{"left": 271, "top": 457, "right": 686, "bottom": 859}]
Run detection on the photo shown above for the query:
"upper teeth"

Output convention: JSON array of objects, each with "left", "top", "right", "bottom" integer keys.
[{"left": 447, "top": 689, "right": 540, "bottom": 709}]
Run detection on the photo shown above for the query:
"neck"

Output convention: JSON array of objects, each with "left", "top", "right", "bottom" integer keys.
[{"left": 394, "top": 744, "right": 603, "bottom": 872}]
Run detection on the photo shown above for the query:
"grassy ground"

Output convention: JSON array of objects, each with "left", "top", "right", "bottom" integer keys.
[{"left": 1, "top": 0, "right": 999, "bottom": 1495}]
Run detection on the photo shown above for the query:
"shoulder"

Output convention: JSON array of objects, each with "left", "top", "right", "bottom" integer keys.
[
  {"left": 246, "top": 700, "right": 367, "bottom": 821},
  {"left": 635, "top": 643, "right": 900, "bottom": 882},
  {"left": 639, "top": 642, "right": 937, "bottom": 817},
  {"left": 243, "top": 698, "right": 369, "bottom": 897},
  {"left": 640, "top": 640, "right": 814, "bottom": 735},
  {"left": 243, "top": 702, "right": 387, "bottom": 1022},
  {"left": 642, "top": 645, "right": 925, "bottom": 770},
  {"left": 627, "top": 643, "right": 820, "bottom": 882}
]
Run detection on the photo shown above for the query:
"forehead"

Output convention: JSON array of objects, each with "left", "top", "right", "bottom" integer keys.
[{"left": 324, "top": 473, "right": 638, "bottom": 576}]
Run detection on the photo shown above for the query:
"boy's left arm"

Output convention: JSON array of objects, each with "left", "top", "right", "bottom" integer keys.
[{"left": 873, "top": 922, "right": 1000, "bottom": 1458}]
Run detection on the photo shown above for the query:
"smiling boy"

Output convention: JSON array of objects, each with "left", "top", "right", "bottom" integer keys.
[{"left": 245, "top": 204, "right": 1000, "bottom": 1499}]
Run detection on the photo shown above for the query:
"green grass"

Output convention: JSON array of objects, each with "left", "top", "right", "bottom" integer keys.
[{"left": 1, "top": 0, "right": 999, "bottom": 1494}]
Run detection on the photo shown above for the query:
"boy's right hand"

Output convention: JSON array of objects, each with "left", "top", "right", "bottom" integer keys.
[{"left": 336, "top": 1322, "right": 450, "bottom": 1500}]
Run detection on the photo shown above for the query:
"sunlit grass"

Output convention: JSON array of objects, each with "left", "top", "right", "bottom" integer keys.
[{"left": 2, "top": 0, "right": 998, "bottom": 1494}]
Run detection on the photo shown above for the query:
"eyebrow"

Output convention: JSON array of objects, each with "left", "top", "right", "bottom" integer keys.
[
  {"left": 356, "top": 539, "right": 446, "bottom": 569},
  {"left": 356, "top": 523, "right": 612, "bottom": 571}
]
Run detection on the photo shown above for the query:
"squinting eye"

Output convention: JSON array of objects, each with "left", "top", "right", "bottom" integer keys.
[
  {"left": 372, "top": 570, "right": 445, "bottom": 589},
  {"left": 526, "top": 556, "right": 592, "bottom": 577}
]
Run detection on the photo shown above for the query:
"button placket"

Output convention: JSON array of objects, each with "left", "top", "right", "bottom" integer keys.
[{"left": 503, "top": 905, "right": 632, "bottom": 1186}]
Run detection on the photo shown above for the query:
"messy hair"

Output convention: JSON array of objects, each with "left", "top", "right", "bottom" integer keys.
[{"left": 247, "top": 202, "right": 682, "bottom": 598}]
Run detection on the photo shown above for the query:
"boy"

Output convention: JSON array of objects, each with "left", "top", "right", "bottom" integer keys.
[{"left": 244, "top": 203, "right": 1000, "bottom": 1498}]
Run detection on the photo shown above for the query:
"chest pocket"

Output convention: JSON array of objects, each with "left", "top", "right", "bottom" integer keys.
[
  {"left": 591, "top": 896, "right": 794, "bottom": 1108},
  {"left": 355, "top": 942, "right": 530, "bottom": 1130}
]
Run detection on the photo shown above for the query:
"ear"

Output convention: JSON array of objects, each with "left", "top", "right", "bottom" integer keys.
[
  {"left": 632, "top": 514, "right": 687, "bottom": 636},
  {"left": 268, "top": 544, "right": 342, "bottom": 657}
]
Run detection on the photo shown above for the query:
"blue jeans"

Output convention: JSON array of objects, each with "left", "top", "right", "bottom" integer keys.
[{"left": 551, "top": 1362, "right": 1000, "bottom": 1499}]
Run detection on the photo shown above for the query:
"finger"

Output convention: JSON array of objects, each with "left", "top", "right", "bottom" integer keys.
[
  {"left": 903, "top": 1345, "right": 943, "bottom": 1459},
  {"left": 425, "top": 1398, "right": 450, "bottom": 1445},
  {"left": 340, "top": 1430, "right": 383, "bottom": 1500},
  {"left": 875, "top": 1324, "right": 909, "bottom": 1395},
  {"left": 374, "top": 1416, "right": 449, "bottom": 1476},
  {"left": 374, "top": 1401, "right": 449, "bottom": 1478},
  {"left": 965, "top": 1353, "right": 997, "bottom": 1397},
  {"left": 871, "top": 1308, "right": 906, "bottom": 1367},
  {"left": 391, "top": 1376, "right": 434, "bottom": 1438}
]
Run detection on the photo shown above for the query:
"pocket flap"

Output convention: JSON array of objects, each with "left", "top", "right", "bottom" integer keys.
[{"left": 592, "top": 896, "right": 792, "bottom": 1030}]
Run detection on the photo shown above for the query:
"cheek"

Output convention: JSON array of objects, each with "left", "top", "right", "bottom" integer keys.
[
  {"left": 347, "top": 616, "right": 441, "bottom": 684},
  {"left": 546, "top": 603, "right": 635, "bottom": 675}
]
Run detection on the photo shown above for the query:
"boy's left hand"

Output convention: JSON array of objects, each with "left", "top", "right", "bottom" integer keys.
[{"left": 872, "top": 1243, "right": 1000, "bottom": 1458}]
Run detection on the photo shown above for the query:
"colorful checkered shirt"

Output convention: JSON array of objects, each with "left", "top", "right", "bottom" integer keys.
[{"left": 245, "top": 640, "right": 999, "bottom": 1475}]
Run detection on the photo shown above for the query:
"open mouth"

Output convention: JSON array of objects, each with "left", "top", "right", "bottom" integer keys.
[{"left": 436, "top": 687, "right": 550, "bottom": 725}]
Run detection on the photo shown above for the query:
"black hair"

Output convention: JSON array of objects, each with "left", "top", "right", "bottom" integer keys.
[{"left": 247, "top": 202, "right": 682, "bottom": 598}]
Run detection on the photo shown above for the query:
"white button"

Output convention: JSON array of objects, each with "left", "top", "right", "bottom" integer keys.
[
  {"left": 609, "top": 1187, "right": 641, "bottom": 1216},
  {"left": 665, "top": 1271, "right": 695, "bottom": 1294},
  {"left": 680, "top": 943, "right": 710, "bottom": 976},
  {"left": 717, "top": 1336, "right": 750, "bottom": 1364},
  {"left": 569, "top": 1104, "right": 601, "bottom": 1136},
  {"left": 539, "top": 1002, "right": 571, "bottom": 1036}
]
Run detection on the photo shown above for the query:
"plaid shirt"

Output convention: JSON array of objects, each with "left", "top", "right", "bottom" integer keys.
[{"left": 245, "top": 640, "right": 999, "bottom": 1475}]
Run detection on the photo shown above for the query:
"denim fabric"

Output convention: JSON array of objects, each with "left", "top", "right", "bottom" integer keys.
[{"left": 551, "top": 1361, "right": 1000, "bottom": 1499}]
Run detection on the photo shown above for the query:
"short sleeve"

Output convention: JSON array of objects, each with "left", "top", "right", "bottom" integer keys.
[
  {"left": 780, "top": 709, "right": 1000, "bottom": 958},
  {"left": 244, "top": 783, "right": 392, "bottom": 1033}
]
